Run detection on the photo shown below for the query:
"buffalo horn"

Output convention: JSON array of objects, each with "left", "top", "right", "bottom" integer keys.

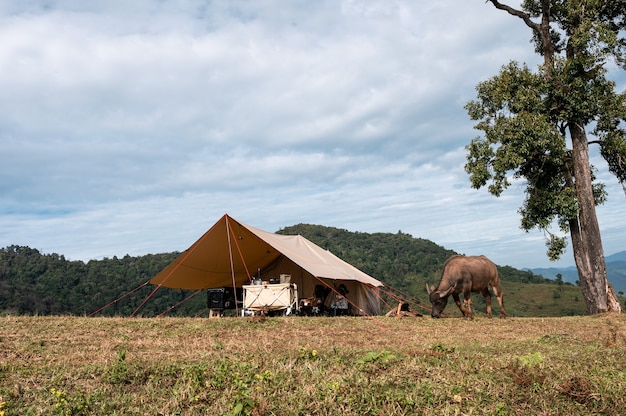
[{"left": 441, "top": 284, "right": 456, "bottom": 298}]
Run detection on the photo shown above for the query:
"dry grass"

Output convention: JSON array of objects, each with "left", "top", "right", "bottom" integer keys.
[{"left": 1, "top": 313, "right": 626, "bottom": 415}]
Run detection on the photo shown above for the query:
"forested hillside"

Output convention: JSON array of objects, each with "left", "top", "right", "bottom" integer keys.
[
  {"left": 0, "top": 246, "right": 196, "bottom": 316},
  {"left": 277, "top": 224, "right": 553, "bottom": 293},
  {"left": 0, "top": 224, "right": 607, "bottom": 317}
]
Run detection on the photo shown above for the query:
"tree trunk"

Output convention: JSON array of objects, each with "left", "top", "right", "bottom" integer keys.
[{"left": 569, "top": 123, "right": 622, "bottom": 313}]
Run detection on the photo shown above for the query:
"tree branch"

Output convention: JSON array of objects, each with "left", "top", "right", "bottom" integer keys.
[
  {"left": 488, "top": 1, "right": 555, "bottom": 69},
  {"left": 487, "top": 0, "right": 541, "bottom": 32}
]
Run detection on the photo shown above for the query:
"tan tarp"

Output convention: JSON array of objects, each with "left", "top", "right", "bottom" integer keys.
[{"left": 150, "top": 214, "right": 383, "bottom": 315}]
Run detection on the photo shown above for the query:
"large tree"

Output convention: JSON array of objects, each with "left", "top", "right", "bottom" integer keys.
[{"left": 465, "top": 0, "right": 626, "bottom": 314}]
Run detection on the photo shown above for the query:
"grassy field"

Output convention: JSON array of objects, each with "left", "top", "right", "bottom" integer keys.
[
  {"left": 1, "top": 314, "right": 626, "bottom": 415},
  {"left": 466, "top": 281, "right": 590, "bottom": 317}
]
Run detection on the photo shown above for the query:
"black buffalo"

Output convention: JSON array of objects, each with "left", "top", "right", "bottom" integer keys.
[{"left": 427, "top": 255, "right": 506, "bottom": 319}]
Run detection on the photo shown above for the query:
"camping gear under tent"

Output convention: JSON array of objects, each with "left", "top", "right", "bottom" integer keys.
[{"left": 149, "top": 214, "right": 383, "bottom": 316}]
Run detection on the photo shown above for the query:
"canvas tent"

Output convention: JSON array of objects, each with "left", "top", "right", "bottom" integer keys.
[{"left": 149, "top": 214, "right": 383, "bottom": 315}]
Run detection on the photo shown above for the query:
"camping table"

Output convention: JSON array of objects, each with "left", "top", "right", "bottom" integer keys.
[{"left": 242, "top": 283, "right": 298, "bottom": 315}]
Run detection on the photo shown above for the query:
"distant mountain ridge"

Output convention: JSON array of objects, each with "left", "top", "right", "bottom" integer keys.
[
  {"left": 606, "top": 251, "right": 626, "bottom": 263},
  {"left": 530, "top": 250, "right": 626, "bottom": 294}
]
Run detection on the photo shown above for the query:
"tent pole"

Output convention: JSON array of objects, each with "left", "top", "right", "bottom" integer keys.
[
  {"left": 225, "top": 215, "right": 240, "bottom": 316},
  {"left": 228, "top": 221, "right": 253, "bottom": 282}
]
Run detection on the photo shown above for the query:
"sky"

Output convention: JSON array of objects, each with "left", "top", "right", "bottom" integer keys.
[{"left": 1, "top": 0, "right": 624, "bottom": 270}]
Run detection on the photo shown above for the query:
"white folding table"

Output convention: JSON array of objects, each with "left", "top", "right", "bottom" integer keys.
[{"left": 242, "top": 283, "right": 298, "bottom": 315}]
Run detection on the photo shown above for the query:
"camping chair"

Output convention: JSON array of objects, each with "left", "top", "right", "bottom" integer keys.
[
  {"left": 242, "top": 283, "right": 298, "bottom": 316},
  {"left": 329, "top": 284, "right": 350, "bottom": 316}
]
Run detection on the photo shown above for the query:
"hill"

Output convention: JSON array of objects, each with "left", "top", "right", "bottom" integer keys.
[
  {"left": 0, "top": 246, "right": 192, "bottom": 316},
  {"left": 1, "top": 225, "right": 622, "bottom": 317},
  {"left": 530, "top": 250, "right": 626, "bottom": 294},
  {"left": 607, "top": 251, "right": 626, "bottom": 263}
]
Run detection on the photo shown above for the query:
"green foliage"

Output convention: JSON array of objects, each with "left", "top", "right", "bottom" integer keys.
[
  {"left": 226, "top": 370, "right": 256, "bottom": 416},
  {"left": 0, "top": 245, "right": 202, "bottom": 317},
  {"left": 546, "top": 233, "right": 568, "bottom": 261},
  {"left": 497, "top": 265, "right": 550, "bottom": 284},
  {"left": 601, "top": 134, "right": 626, "bottom": 186},
  {"left": 106, "top": 348, "right": 130, "bottom": 385},
  {"left": 518, "top": 351, "right": 544, "bottom": 368},
  {"left": 429, "top": 342, "right": 455, "bottom": 354},
  {"left": 355, "top": 350, "right": 397, "bottom": 369},
  {"left": 298, "top": 345, "right": 320, "bottom": 361},
  {"left": 49, "top": 387, "right": 96, "bottom": 416}
]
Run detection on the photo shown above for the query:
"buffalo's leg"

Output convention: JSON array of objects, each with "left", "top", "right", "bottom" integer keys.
[
  {"left": 491, "top": 284, "right": 507, "bottom": 318},
  {"left": 451, "top": 293, "right": 467, "bottom": 317},
  {"left": 481, "top": 288, "right": 492, "bottom": 318},
  {"left": 462, "top": 292, "right": 473, "bottom": 319}
]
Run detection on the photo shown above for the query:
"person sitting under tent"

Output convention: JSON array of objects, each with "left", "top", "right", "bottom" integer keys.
[
  {"left": 299, "top": 284, "right": 330, "bottom": 316},
  {"left": 330, "top": 284, "right": 350, "bottom": 316}
]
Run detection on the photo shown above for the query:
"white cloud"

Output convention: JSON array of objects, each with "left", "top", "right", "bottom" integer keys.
[{"left": 0, "top": 1, "right": 622, "bottom": 270}]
